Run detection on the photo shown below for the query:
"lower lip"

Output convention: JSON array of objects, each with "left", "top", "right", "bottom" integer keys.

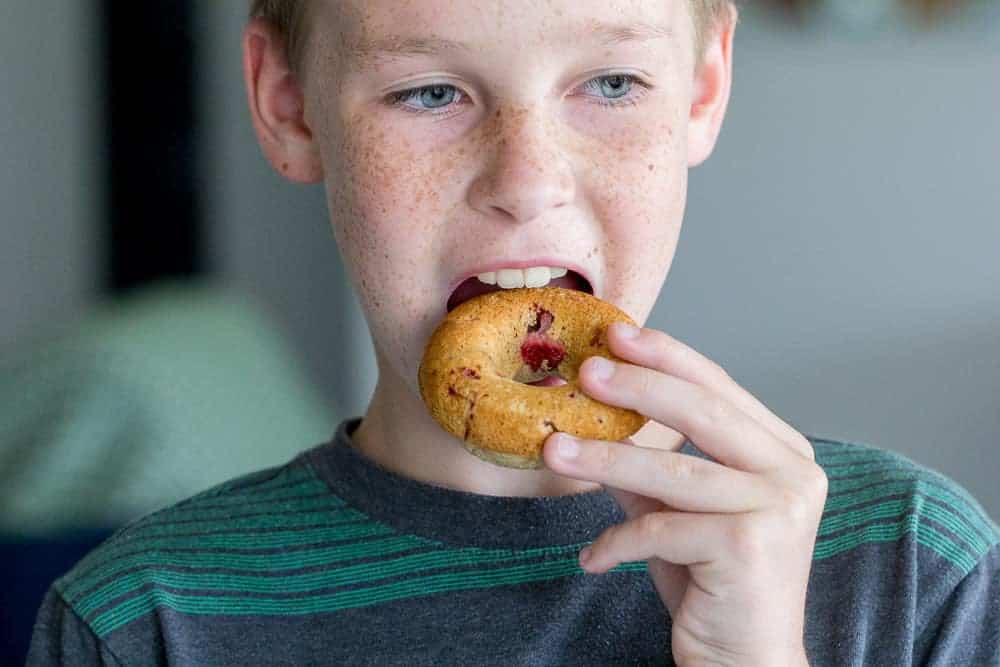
[{"left": 525, "top": 376, "right": 568, "bottom": 387}]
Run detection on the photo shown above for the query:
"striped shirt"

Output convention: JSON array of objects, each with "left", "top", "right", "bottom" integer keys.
[{"left": 28, "top": 417, "right": 1000, "bottom": 665}]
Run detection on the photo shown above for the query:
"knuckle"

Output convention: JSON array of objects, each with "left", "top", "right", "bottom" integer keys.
[
  {"left": 658, "top": 453, "right": 695, "bottom": 482},
  {"left": 636, "top": 512, "right": 666, "bottom": 543},
  {"left": 692, "top": 394, "right": 734, "bottom": 430},
  {"left": 805, "top": 462, "right": 829, "bottom": 501},
  {"left": 778, "top": 465, "right": 827, "bottom": 524},
  {"left": 779, "top": 488, "right": 815, "bottom": 526},
  {"left": 727, "top": 515, "right": 770, "bottom": 563},
  {"left": 632, "top": 366, "right": 658, "bottom": 398},
  {"left": 594, "top": 442, "right": 618, "bottom": 473},
  {"left": 656, "top": 335, "right": 694, "bottom": 368},
  {"left": 792, "top": 434, "right": 816, "bottom": 461}
]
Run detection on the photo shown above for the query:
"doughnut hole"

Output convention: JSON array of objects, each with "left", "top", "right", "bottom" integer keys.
[{"left": 517, "top": 306, "right": 569, "bottom": 387}]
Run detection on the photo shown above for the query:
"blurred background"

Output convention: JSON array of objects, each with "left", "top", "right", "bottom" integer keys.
[{"left": 2, "top": 0, "right": 998, "bottom": 661}]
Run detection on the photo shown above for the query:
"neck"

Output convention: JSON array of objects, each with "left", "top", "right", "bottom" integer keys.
[{"left": 350, "top": 364, "right": 603, "bottom": 498}]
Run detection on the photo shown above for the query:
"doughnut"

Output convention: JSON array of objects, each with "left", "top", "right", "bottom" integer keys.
[{"left": 418, "top": 286, "right": 648, "bottom": 469}]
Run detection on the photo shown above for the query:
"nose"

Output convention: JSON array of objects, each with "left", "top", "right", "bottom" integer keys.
[{"left": 467, "top": 106, "right": 575, "bottom": 224}]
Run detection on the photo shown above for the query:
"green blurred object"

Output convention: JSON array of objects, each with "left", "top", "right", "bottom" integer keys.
[{"left": 0, "top": 280, "right": 335, "bottom": 536}]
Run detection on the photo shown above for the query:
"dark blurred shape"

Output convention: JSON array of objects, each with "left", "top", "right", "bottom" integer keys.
[
  {"left": 101, "top": 0, "right": 204, "bottom": 293},
  {"left": 1, "top": 530, "right": 115, "bottom": 666}
]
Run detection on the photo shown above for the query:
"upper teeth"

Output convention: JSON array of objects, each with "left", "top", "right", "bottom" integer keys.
[{"left": 477, "top": 266, "right": 569, "bottom": 289}]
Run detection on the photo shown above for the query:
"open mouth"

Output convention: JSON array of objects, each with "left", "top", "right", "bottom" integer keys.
[{"left": 446, "top": 269, "right": 593, "bottom": 314}]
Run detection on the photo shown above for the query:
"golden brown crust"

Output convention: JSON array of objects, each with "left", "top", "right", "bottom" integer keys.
[{"left": 418, "top": 287, "right": 648, "bottom": 469}]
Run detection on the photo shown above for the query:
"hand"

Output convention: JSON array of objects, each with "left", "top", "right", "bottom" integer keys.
[{"left": 542, "top": 322, "right": 826, "bottom": 667}]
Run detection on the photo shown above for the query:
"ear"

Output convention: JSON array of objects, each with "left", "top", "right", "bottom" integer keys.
[
  {"left": 242, "top": 17, "right": 322, "bottom": 183},
  {"left": 687, "top": 6, "right": 737, "bottom": 168}
]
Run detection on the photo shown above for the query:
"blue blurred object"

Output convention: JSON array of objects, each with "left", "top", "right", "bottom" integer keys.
[{"left": 1, "top": 529, "right": 116, "bottom": 665}]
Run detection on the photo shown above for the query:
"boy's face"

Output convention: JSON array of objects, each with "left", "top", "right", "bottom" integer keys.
[{"left": 264, "top": 0, "right": 732, "bottom": 399}]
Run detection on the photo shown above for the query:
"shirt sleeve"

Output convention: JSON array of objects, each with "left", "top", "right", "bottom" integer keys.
[
  {"left": 26, "top": 586, "right": 124, "bottom": 667},
  {"left": 923, "top": 543, "right": 1000, "bottom": 666}
]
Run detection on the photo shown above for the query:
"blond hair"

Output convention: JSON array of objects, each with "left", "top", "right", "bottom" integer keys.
[{"left": 248, "top": 0, "right": 735, "bottom": 79}]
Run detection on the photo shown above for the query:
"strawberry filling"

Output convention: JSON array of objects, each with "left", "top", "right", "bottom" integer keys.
[
  {"left": 520, "top": 307, "right": 568, "bottom": 387},
  {"left": 520, "top": 309, "right": 564, "bottom": 372}
]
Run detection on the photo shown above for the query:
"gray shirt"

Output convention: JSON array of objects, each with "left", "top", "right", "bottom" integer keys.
[{"left": 28, "top": 417, "right": 1000, "bottom": 665}]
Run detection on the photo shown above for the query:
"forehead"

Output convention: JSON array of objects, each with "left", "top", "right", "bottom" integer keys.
[{"left": 324, "top": 0, "right": 684, "bottom": 69}]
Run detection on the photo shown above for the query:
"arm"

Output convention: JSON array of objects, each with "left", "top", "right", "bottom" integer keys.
[
  {"left": 26, "top": 587, "right": 124, "bottom": 667},
  {"left": 923, "top": 543, "right": 1000, "bottom": 666}
]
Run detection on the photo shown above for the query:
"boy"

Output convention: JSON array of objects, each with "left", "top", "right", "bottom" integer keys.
[{"left": 28, "top": 0, "right": 999, "bottom": 664}]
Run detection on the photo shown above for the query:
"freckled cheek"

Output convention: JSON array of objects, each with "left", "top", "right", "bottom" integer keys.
[
  {"left": 589, "top": 152, "right": 681, "bottom": 235},
  {"left": 585, "top": 125, "right": 686, "bottom": 315},
  {"left": 324, "top": 134, "right": 454, "bottom": 316}
]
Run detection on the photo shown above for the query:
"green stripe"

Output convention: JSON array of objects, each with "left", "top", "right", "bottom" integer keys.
[
  {"left": 815, "top": 450, "right": 910, "bottom": 467},
  {"left": 110, "top": 521, "right": 396, "bottom": 551},
  {"left": 825, "top": 460, "right": 927, "bottom": 478},
  {"left": 129, "top": 498, "right": 347, "bottom": 529},
  {"left": 813, "top": 507, "right": 988, "bottom": 575},
  {"left": 828, "top": 472, "right": 997, "bottom": 540},
  {"left": 67, "top": 495, "right": 355, "bottom": 582},
  {"left": 75, "top": 544, "right": 590, "bottom": 617},
  {"left": 78, "top": 492, "right": 989, "bottom": 620},
  {"left": 73, "top": 540, "right": 588, "bottom": 616},
  {"left": 813, "top": 442, "right": 991, "bottom": 521},
  {"left": 65, "top": 467, "right": 324, "bottom": 577},
  {"left": 824, "top": 481, "right": 994, "bottom": 550},
  {"left": 122, "top": 507, "right": 365, "bottom": 541},
  {"left": 184, "top": 466, "right": 316, "bottom": 503},
  {"left": 178, "top": 481, "right": 333, "bottom": 512},
  {"left": 810, "top": 437, "right": 874, "bottom": 450},
  {"left": 62, "top": 509, "right": 383, "bottom": 600},
  {"left": 63, "top": 535, "right": 434, "bottom": 603},
  {"left": 814, "top": 440, "right": 993, "bottom": 538},
  {"left": 818, "top": 497, "right": 990, "bottom": 557},
  {"left": 89, "top": 558, "right": 647, "bottom": 638}
]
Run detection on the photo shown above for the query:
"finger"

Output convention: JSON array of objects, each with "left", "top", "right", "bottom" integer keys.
[
  {"left": 606, "top": 323, "right": 814, "bottom": 461},
  {"left": 577, "top": 358, "right": 803, "bottom": 474},
  {"left": 602, "top": 482, "right": 663, "bottom": 520},
  {"left": 544, "top": 435, "right": 774, "bottom": 513},
  {"left": 581, "top": 510, "right": 725, "bottom": 573},
  {"left": 601, "top": 484, "right": 689, "bottom": 615}
]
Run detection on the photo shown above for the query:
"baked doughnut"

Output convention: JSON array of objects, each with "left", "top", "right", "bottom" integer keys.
[{"left": 418, "top": 286, "right": 648, "bottom": 469}]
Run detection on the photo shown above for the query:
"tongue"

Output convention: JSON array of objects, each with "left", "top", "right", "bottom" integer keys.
[{"left": 446, "top": 272, "right": 590, "bottom": 313}]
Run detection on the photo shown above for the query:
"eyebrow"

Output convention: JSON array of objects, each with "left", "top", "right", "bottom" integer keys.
[{"left": 347, "top": 19, "right": 673, "bottom": 66}]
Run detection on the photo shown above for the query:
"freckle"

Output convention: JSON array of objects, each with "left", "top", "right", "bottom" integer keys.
[
  {"left": 648, "top": 164, "right": 655, "bottom": 171},
  {"left": 282, "top": 162, "right": 289, "bottom": 171}
]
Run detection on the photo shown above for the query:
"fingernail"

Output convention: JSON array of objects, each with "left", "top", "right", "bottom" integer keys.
[
  {"left": 579, "top": 546, "right": 592, "bottom": 566},
  {"left": 588, "top": 356, "right": 615, "bottom": 382},
  {"left": 614, "top": 322, "right": 639, "bottom": 339},
  {"left": 557, "top": 434, "right": 580, "bottom": 459}
]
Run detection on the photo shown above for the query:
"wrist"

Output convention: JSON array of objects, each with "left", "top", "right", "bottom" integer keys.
[{"left": 701, "top": 648, "right": 809, "bottom": 667}]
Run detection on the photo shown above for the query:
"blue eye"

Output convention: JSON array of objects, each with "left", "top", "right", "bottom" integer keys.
[
  {"left": 414, "top": 85, "right": 458, "bottom": 110},
  {"left": 590, "top": 74, "right": 632, "bottom": 101},
  {"left": 386, "top": 73, "right": 651, "bottom": 117}
]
